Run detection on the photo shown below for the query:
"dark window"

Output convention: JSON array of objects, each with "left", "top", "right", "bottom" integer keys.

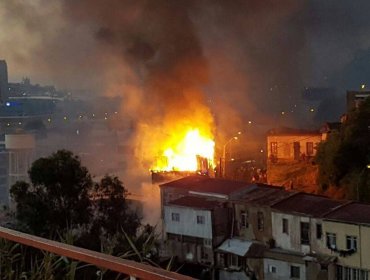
[
  {"left": 346, "top": 235, "right": 357, "bottom": 250},
  {"left": 300, "top": 222, "right": 310, "bottom": 245},
  {"left": 270, "top": 142, "right": 278, "bottom": 156},
  {"left": 306, "top": 142, "right": 314, "bottom": 156},
  {"left": 316, "top": 224, "right": 322, "bottom": 239},
  {"left": 282, "top": 218, "right": 289, "bottom": 234},
  {"left": 171, "top": 213, "right": 180, "bottom": 222},
  {"left": 290, "top": 265, "right": 300, "bottom": 278},
  {"left": 326, "top": 232, "right": 336, "bottom": 249},
  {"left": 241, "top": 211, "right": 248, "bottom": 228},
  {"left": 257, "top": 211, "right": 264, "bottom": 231},
  {"left": 197, "top": 215, "right": 205, "bottom": 224}
]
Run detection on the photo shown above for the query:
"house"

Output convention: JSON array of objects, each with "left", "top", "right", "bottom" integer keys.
[
  {"left": 159, "top": 176, "right": 257, "bottom": 278},
  {"left": 321, "top": 202, "right": 370, "bottom": 279},
  {"left": 346, "top": 90, "right": 370, "bottom": 112},
  {"left": 163, "top": 196, "right": 229, "bottom": 266},
  {"left": 215, "top": 184, "right": 293, "bottom": 280},
  {"left": 267, "top": 127, "right": 322, "bottom": 162},
  {"left": 267, "top": 193, "right": 345, "bottom": 280},
  {"left": 266, "top": 127, "right": 323, "bottom": 191}
]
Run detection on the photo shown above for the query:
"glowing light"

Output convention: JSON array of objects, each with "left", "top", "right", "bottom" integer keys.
[
  {"left": 361, "top": 84, "right": 366, "bottom": 89},
  {"left": 281, "top": 111, "right": 285, "bottom": 115},
  {"left": 63, "top": 116, "right": 67, "bottom": 121},
  {"left": 310, "top": 108, "right": 315, "bottom": 112},
  {"left": 47, "top": 118, "right": 51, "bottom": 122},
  {"left": 5, "top": 102, "right": 10, "bottom": 107},
  {"left": 152, "top": 128, "right": 215, "bottom": 172}
]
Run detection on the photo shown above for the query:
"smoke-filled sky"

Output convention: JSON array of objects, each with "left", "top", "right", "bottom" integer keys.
[{"left": 1, "top": 0, "right": 370, "bottom": 130}]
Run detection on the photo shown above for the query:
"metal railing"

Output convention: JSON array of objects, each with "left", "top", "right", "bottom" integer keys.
[{"left": 0, "top": 226, "right": 194, "bottom": 280}]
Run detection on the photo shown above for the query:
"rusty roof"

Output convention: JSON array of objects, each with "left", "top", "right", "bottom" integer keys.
[
  {"left": 272, "top": 192, "right": 345, "bottom": 217},
  {"left": 323, "top": 202, "right": 370, "bottom": 225},
  {"left": 237, "top": 186, "right": 294, "bottom": 206},
  {"left": 160, "top": 175, "right": 254, "bottom": 196},
  {"left": 168, "top": 196, "right": 224, "bottom": 210}
]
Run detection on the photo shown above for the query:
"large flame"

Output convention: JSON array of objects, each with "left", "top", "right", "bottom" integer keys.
[{"left": 152, "top": 128, "right": 215, "bottom": 172}]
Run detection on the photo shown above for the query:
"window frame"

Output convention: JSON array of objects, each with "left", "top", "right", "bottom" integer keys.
[
  {"left": 196, "top": 215, "right": 205, "bottom": 225},
  {"left": 290, "top": 265, "right": 300, "bottom": 279}
]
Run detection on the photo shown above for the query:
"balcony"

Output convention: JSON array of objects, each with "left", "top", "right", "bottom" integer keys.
[{"left": 0, "top": 226, "right": 194, "bottom": 280}]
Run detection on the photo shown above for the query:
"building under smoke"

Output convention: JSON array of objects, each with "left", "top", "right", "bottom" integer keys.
[{"left": 0, "top": 60, "right": 8, "bottom": 102}]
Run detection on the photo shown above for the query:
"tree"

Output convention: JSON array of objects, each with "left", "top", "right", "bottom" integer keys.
[
  {"left": 11, "top": 150, "right": 93, "bottom": 236},
  {"left": 316, "top": 98, "right": 370, "bottom": 200},
  {"left": 92, "top": 175, "right": 141, "bottom": 238}
]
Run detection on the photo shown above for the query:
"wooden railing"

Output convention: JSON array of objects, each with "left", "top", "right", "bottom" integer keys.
[{"left": 0, "top": 226, "right": 194, "bottom": 280}]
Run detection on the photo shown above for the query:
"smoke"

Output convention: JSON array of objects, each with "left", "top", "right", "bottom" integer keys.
[{"left": 2, "top": 0, "right": 370, "bottom": 172}]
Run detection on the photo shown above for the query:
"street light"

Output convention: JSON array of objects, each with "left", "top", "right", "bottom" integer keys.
[
  {"left": 222, "top": 132, "right": 241, "bottom": 178},
  {"left": 357, "top": 164, "right": 370, "bottom": 201}
]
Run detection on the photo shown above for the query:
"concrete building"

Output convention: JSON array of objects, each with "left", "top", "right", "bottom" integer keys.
[
  {"left": 347, "top": 90, "right": 370, "bottom": 112},
  {"left": 269, "top": 193, "right": 345, "bottom": 280},
  {"left": 0, "top": 133, "right": 35, "bottom": 206},
  {"left": 321, "top": 202, "right": 370, "bottom": 279},
  {"left": 0, "top": 60, "right": 8, "bottom": 102},
  {"left": 267, "top": 128, "right": 322, "bottom": 162}
]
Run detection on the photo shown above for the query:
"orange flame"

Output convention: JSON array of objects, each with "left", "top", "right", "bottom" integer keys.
[{"left": 152, "top": 128, "right": 214, "bottom": 172}]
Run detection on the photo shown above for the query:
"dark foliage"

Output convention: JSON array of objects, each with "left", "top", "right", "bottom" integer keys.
[{"left": 316, "top": 98, "right": 370, "bottom": 200}]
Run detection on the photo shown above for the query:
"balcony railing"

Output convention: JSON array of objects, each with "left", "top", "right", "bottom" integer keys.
[{"left": 0, "top": 226, "right": 194, "bottom": 280}]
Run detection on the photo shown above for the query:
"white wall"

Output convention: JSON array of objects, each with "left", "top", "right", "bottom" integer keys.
[
  {"left": 264, "top": 258, "right": 306, "bottom": 280},
  {"left": 164, "top": 205, "right": 212, "bottom": 239},
  {"left": 272, "top": 212, "right": 311, "bottom": 254}
]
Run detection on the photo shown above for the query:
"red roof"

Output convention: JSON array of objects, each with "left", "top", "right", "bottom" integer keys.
[
  {"left": 324, "top": 202, "right": 370, "bottom": 225},
  {"left": 168, "top": 196, "right": 224, "bottom": 210},
  {"left": 272, "top": 192, "right": 345, "bottom": 217},
  {"left": 160, "top": 175, "right": 253, "bottom": 196}
]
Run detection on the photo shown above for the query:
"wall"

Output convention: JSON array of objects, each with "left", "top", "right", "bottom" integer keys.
[
  {"left": 235, "top": 203, "right": 273, "bottom": 244},
  {"left": 267, "top": 134, "right": 322, "bottom": 161},
  {"left": 164, "top": 205, "right": 213, "bottom": 239},
  {"left": 272, "top": 212, "right": 310, "bottom": 254},
  {"left": 321, "top": 221, "right": 361, "bottom": 269},
  {"left": 264, "top": 258, "right": 306, "bottom": 280}
]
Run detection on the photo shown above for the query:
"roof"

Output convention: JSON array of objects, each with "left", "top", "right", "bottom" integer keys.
[
  {"left": 167, "top": 196, "right": 223, "bottom": 210},
  {"left": 267, "top": 127, "right": 321, "bottom": 136},
  {"left": 324, "top": 202, "right": 370, "bottom": 225},
  {"left": 272, "top": 192, "right": 345, "bottom": 217},
  {"left": 160, "top": 175, "right": 254, "bottom": 196},
  {"left": 217, "top": 239, "right": 265, "bottom": 257},
  {"left": 237, "top": 185, "right": 293, "bottom": 206}
]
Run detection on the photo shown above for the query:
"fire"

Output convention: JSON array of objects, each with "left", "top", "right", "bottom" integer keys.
[{"left": 152, "top": 128, "right": 215, "bottom": 172}]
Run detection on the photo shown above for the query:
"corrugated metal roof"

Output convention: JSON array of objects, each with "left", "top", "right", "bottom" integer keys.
[
  {"left": 237, "top": 186, "right": 294, "bottom": 206},
  {"left": 272, "top": 192, "right": 345, "bottom": 217},
  {"left": 217, "top": 239, "right": 254, "bottom": 257},
  {"left": 324, "top": 202, "right": 370, "bottom": 225},
  {"left": 168, "top": 196, "right": 223, "bottom": 210}
]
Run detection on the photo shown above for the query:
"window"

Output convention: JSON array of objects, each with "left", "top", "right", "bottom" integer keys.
[
  {"left": 269, "top": 265, "right": 277, "bottom": 273},
  {"left": 282, "top": 218, "right": 289, "bottom": 234},
  {"left": 270, "top": 142, "right": 278, "bottom": 156},
  {"left": 336, "top": 265, "right": 369, "bottom": 280},
  {"left": 229, "top": 254, "right": 240, "bottom": 268},
  {"left": 316, "top": 224, "right": 322, "bottom": 239},
  {"left": 197, "top": 215, "right": 205, "bottom": 224},
  {"left": 241, "top": 210, "right": 248, "bottom": 228},
  {"left": 300, "top": 222, "right": 310, "bottom": 245},
  {"left": 346, "top": 235, "right": 357, "bottom": 251},
  {"left": 257, "top": 211, "right": 264, "bottom": 231},
  {"left": 218, "top": 253, "right": 225, "bottom": 267},
  {"left": 306, "top": 142, "right": 314, "bottom": 156},
  {"left": 171, "top": 212, "right": 180, "bottom": 222},
  {"left": 204, "top": 239, "right": 212, "bottom": 247},
  {"left": 290, "top": 265, "right": 300, "bottom": 279},
  {"left": 326, "top": 232, "right": 337, "bottom": 249}
]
